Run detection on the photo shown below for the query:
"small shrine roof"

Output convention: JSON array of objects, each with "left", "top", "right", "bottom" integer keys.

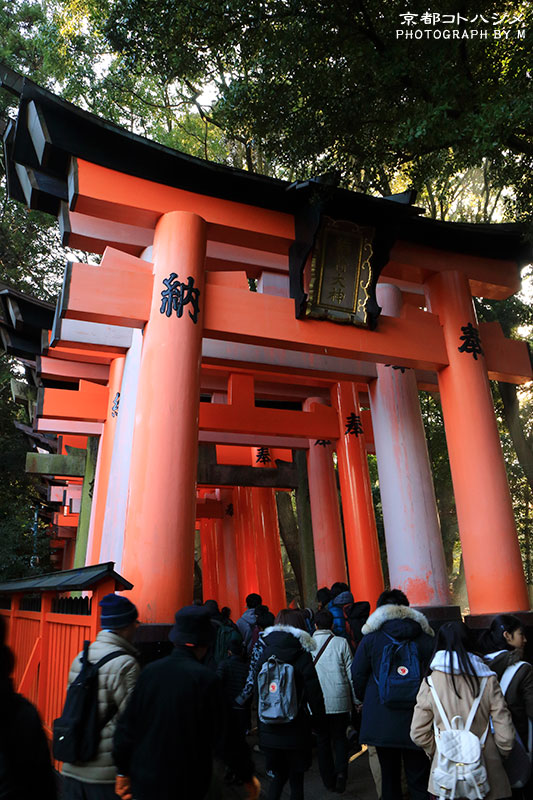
[{"left": 0, "top": 561, "right": 133, "bottom": 593}]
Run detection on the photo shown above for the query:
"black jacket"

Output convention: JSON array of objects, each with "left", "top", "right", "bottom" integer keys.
[
  {"left": 216, "top": 654, "right": 249, "bottom": 706},
  {"left": 256, "top": 624, "right": 326, "bottom": 751},
  {"left": 113, "top": 646, "right": 226, "bottom": 800},
  {"left": 485, "top": 648, "right": 533, "bottom": 745},
  {"left": 0, "top": 682, "right": 56, "bottom": 800},
  {"left": 351, "top": 604, "right": 434, "bottom": 749}
]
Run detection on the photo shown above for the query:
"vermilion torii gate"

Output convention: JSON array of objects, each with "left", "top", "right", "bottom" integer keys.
[{"left": 1, "top": 66, "right": 532, "bottom": 626}]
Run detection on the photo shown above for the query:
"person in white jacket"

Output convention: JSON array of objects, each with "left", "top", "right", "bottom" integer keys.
[{"left": 312, "top": 608, "right": 357, "bottom": 794}]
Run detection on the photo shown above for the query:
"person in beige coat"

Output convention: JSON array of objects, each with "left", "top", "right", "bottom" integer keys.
[
  {"left": 312, "top": 608, "right": 357, "bottom": 793},
  {"left": 411, "top": 621, "right": 514, "bottom": 800},
  {"left": 62, "top": 594, "right": 140, "bottom": 799}
]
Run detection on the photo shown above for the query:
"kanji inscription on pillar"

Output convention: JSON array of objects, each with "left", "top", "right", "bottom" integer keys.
[
  {"left": 111, "top": 392, "right": 120, "bottom": 418},
  {"left": 345, "top": 412, "right": 363, "bottom": 436},
  {"left": 384, "top": 364, "right": 407, "bottom": 373},
  {"left": 256, "top": 446, "right": 272, "bottom": 464},
  {"left": 315, "top": 439, "right": 332, "bottom": 447},
  {"left": 160, "top": 273, "right": 201, "bottom": 323},
  {"left": 458, "top": 323, "right": 483, "bottom": 360}
]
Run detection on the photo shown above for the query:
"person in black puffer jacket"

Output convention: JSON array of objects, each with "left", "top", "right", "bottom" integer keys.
[
  {"left": 351, "top": 589, "right": 434, "bottom": 800},
  {"left": 256, "top": 608, "right": 326, "bottom": 800},
  {"left": 0, "top": 616, "right": 57, "bottom": 800},
  {"left": 217, "top": 635, "right": 254, "bottom": 785}
]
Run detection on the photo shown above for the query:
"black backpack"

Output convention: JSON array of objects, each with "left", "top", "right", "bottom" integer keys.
[{"left": 53, "top": 641, "right": 125, "bottom": 763}]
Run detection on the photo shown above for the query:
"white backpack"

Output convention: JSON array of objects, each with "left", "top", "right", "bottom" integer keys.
[{"left": 428, "top": 675, "right": 490, "bottom": 800}]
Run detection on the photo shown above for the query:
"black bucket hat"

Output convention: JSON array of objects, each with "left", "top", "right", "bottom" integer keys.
[{"left": 168, "top": 605, "right": 215, "bottom": 647}]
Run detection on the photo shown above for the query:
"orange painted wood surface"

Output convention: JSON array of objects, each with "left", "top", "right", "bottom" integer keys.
[
  {"left": 38, "top": 356, "right": 109, "bottom": 384},
  {"left": 64, "top": 262, "right": 152, "bottom": 328},
  {"left": 121, "top": 211, "right": 207, "bottom": 622},
  {"left": 203, "top": 283, "right": 448, "bottom": 371},
  {"left": 52, "top": 511, "right": 79, "bottom": 527},
  {"left": 200, "top": 373, "right": 339, "bottom": 439},
  {"left": 71, "top": 159, "right": 294, "bottom": 253},
  {"left": 333, "top": 381, "right": 383, "bottom": 607},
  {"left": 39, "top": 380, "right": 109, "bottom": 423},
  {"left": 480, "top": 321, "right": 533, "bottom": 384},
  {"left": 426, "top": 270, "right": 529, "bottom": 613},
  {"left": 387, "top": 241, "right": 520, "bottom": 299}
]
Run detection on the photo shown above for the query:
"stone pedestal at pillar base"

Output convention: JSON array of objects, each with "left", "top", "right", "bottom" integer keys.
[
  {"left": 413, "top": 605, "right": 462, "bottom": 634},
  {"left": 134, "top": 623, "right": 173, "bottom": 668},
  {"left": 465, "top": 610, "right": 533, "bottom": 664}
]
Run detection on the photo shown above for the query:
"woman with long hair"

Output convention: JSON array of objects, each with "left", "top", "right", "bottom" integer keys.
[
  {"left": 480, "top": 615, "right": 533, "bottom": 799},
  {"left": 255, "top": 608, "right": 326, "bottom": 800},
  {"left": 411, "top": 621, "right": 514, "bottom": 800}
]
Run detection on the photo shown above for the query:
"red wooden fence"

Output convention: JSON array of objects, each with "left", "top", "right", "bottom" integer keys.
[{"left": 0, "top": 575, "right": 118, "bottom": 744}]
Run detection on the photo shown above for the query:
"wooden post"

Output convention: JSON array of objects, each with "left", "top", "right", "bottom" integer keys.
[
  {"left": 369, "top": 284, "right": 450, "bottom": 607},
  {"left": 36, "top": 593, "right": 52, "bottom": 716},
  {"left": 304, "top": 397, "right": 347, "bottom": 588},
  {"left": 86, "top": 355, "right": 125, "bottom": 564},
  {"left": 218, "top": 488, "right": 241, "bottom": 617},
  {"left": 425, "top": 270, "right": 529, "bottom": 613},
  {"left": 121, "top": 211, "right": 207, "bottom": 622},
  {"left": 233, "top": 486, "right": 261, "bottom": 607},
  {"left": 333, "top": 381, "right": 384, "bottom": 607}
]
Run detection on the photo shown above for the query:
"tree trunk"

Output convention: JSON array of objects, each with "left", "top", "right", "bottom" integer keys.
[
  {"left": 498, "top": 381, "right": 533, "bottom": 492},
  {"left": 293, "top": 450, "right": 318, "bottom": 607},
  {"left": 275, "top": 491, "right": 304, "bottom": 601}
]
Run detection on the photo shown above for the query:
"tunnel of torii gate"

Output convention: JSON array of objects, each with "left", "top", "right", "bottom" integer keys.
[{"left": 1, "top": 65, "right": 533, "bottom": 627}]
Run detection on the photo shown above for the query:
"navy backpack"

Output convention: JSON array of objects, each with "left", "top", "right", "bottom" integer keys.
[{"left": 376, "top": 633, "right": 421, "bottom": 709}]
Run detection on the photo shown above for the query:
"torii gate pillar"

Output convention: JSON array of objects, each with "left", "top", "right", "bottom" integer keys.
[
  {"left": 334, "top": 381, "right": 384, "bottom": 607},
  {"left": 425, "top": 270, "right": 529, "bottom": 614},
  {"left": 370, "top": 284, "right": 450, "bottom": 607},
  {"left": 304, "top": 397, "right": 347, "bottom": 589},
  {"left": 122, "top": 211, "right": 207, "bottom": 623}
]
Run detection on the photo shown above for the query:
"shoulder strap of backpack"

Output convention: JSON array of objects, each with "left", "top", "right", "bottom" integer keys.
[
  {"left": 94, "top": 651, "right": 130, "bottom": 730},
  {"left": 94, "top": 649, "right": 129, "bottom": 670},
  {"left": 500, "top": 661, "right": 527, "bottom": 696},
  {"left": 383, "top": 632, "right": 400, "bottom": 645},
  {"left": 79, "top": 639, "right": 91, "bottom": 666},
  {"left": 428, "top": 676, "right": 452, "bottom": 731},
  {"left": 464, "top": 677, "right": 488, "bottom": 736},
  {"left": 313, "top": 634, "right": 334, "bottom": 665}
]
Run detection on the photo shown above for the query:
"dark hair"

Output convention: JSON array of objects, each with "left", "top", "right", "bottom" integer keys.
[
  {"left": 376, "top": 589, "right": 409, "bottom": 608},
  {"left": 479, "top": 614, "right": 523, "bottom": 654},
  {"left": 315, "top": 609, "right": 334, "bottom": 630},
  {"left": 256, "top": 610, "right": 275, "bottom": 630},
  {"left": 275, "top": 608, "right": 308, "bottom": 631},
  {"left": 228, "top": 635, "right": 244, "bottom": 656},
  {"left": 429, "top": 621, "right": 481, "bottom": 698},
  {"left": 246, "top": 593, "right": 262, "bottom": 609},
  {"left": 220, "top": 606, "right": 231, "bottom": 622},
  {"left": 330, "top": 582, "right": 349, "bottom": 600},
  {"left": 203, "top": 599, "right": 219, "bottom": 616},
  {"left": 316, "top": 587, "right": 332, "bottom": 608}
]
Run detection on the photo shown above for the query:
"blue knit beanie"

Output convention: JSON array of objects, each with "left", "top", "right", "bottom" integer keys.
[{"left": 99, "top": 594, "right": 138, "bottom": 630}]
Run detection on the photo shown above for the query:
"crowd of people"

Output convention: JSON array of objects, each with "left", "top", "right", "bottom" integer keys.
[{"left": 0, "top": 583, "right": 531, "bottom": 800}]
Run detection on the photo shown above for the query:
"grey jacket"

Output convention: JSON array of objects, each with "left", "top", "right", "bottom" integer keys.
[
  {"left": 61, "top": 630, "right": 139, "bottom": 784},
  {"left": 236, "top": 608, "right": 257, "bottom": 654}
]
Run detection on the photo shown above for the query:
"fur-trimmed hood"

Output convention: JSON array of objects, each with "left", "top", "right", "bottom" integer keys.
[
  {"left": 263, "top": 624, "right": 317, "bottom": 653},
  {"left": 362, "top": 604, "right": 434, "bottom": 637}
]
